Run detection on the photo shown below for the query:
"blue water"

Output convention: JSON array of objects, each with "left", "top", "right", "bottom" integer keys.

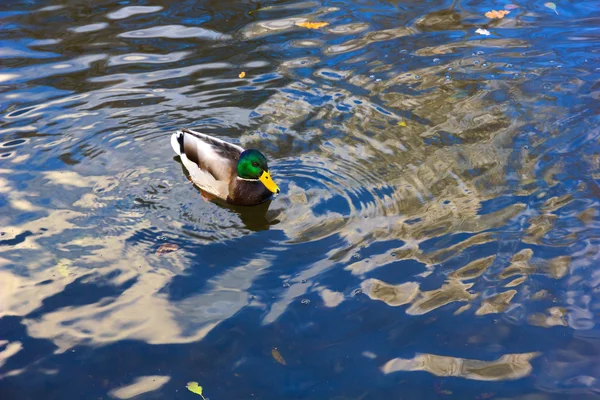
[{"left": 1, "top": 0, "right": 600, "bottom": 399}]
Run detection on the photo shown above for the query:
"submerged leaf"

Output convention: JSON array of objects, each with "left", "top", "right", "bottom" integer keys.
[
  {"left": 272, "top": 347, "right": 287, "bottom": 365},
  {"left": 475, "top": 28, "right": 491, "bottom": 36},
  {"left": 238, "top": 71, "right": 246, "bottom": 78},
  {"left": 295, "top": 21, "right": 329, "bottom": 29},
  {"left": 186, "top": 382, "right": 206, "bottom": 399},
  {"left": 544, "top": 2, "right": 559, "bottom": 14},
  {"left": 485, "top": 10, "right": 510, "bottom": 19},
  {"left": 156, "top": 243, "right": 179, "bottom": 255}
]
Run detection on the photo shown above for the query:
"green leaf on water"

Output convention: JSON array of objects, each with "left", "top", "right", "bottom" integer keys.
[
  {"left": 544, "top": 2, "right": 559, "bottom": 14},
  {"left": 186, "top": 382, "right": 206, "bottom": 399}
]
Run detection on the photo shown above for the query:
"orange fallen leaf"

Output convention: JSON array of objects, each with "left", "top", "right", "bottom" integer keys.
[
  {"left": 295, "top": 21, "right": 329, "bottom": 29},
  {"left": 238, "top": 71, "right": 246, "bottom": 78},
  {"left": 485, "top": 10, "right": 510, "bottom": 19},
  {"left": 271, "top": 347, "right": 287, "bottom": 365},
  {"left": 156, "top": 243, "right": 179, "bottom": 255}
]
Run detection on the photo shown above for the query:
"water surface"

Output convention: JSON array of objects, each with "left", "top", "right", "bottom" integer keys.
[{"left": 1, "top": 0, "right": 600, "bottom": 399}]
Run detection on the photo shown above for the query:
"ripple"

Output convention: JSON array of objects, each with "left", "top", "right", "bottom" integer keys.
[
  {"left": 0, "top": 55, "right": 106, "bottom": 84},
  {"left": 0, "top": 73, "right": 20, "bottom": 83},
  {"left": 407, "top": 281, "right": 477, "bottom": 315},
  {"left": 1, "top": 139, "right": 28, "bottom": 147},
  {"left": 109, "top": 376, "right": 171, "bottom": 399},
  {"left": 326, "top": 23, "right": 369, "bottom": 35},
  {"left": 119, "top": 25, "right": 230, "bottom": 40},
  {"left": 449, "top": 255, "right": 496, "bottom": 280},
  {"left": 107, "top": 6, "right": 163, "bottom": 20},
  {"left": 36, "top": 5, "right": 64, "bottom": 12},
  {"left": 108, "top": 51, "right": 190, "bottom": 66},
  {"left": 414, "top": 38, "right": 530, "bottom": 56},
  {"left": 290, "top": 39, "right": 323, "bottom": 48},
  {"left": 251, "top": 1, "right": 320, "bottom": 13},
  {"left": 325, "top": 26, "right": 416, "bottom": 54},
  {"left": 1, "top": 0, "right": 599, "bottom": 396},
  {"left": 361, "top": 279, "right": 419, "bottom": 306},
  {"left": 475, "top": 290, "right": 517, "bottom": 315},
  {"left": 240, "top": 7, "right": 338, "bottom": 39},
  {"left": 69, "top": 23, "right": 108, "bottom": 33},
  {"left": 0, "top": 40, "right": 58, "bottom": 59},
  {"left": 382, "top": 352, "right": 540, "bottom": 381}
]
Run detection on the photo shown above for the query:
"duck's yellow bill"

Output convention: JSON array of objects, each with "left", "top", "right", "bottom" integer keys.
[{"left": 259, "top": 170, "right": 280, "bottom": 194}]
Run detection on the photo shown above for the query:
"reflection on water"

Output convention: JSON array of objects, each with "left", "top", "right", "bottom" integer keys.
[
  {"left": 1, "top": 0, "right": 600, "bottom": 398},
  {"left": 382, "top": 352, "right": 540, "bottom": 381}
]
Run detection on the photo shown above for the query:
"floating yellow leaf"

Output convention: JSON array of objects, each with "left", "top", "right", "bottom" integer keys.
[
  {"left": 58, "top": 265, "right": 68, "bottom": 277},
  {"left": 57, "top": 259, "right": 70, "bottom": 277},
  {"left": 544, "top": 2, "right": 558, "bottom": 14},
  {"left": 238, "top": 71, "right": 246, "bottom": 78},
  {"left": 295, "top": 21, "right": 329, "bottom": 30},
  {"left": 272, "top": 347, "right": 287, "bottom": 365},
  {"left": 485, "top": 10, "right": 510, "bottom": 19},
  {"left": 397, "top": 121, "right": 407, "bottom": 127},
  {"left": 186, "top": 382, "right": 206, "bottom": 399},
  {"left": 156, "top": 243, "right": 179, "bottom": 255}
]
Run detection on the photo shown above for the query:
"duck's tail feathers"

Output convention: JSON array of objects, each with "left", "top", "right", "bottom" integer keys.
[{"left": 171, "top": 130, "right": 185, "bottom": 155}]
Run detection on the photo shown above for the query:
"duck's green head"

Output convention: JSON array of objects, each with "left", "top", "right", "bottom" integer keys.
[{"left": 237, "top": 149, "right": 280, "bottom": 194}]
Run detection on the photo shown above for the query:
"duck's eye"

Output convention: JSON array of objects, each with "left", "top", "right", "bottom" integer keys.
[{"left": 252, "top": 162, "right": 258, "bottom": 167}]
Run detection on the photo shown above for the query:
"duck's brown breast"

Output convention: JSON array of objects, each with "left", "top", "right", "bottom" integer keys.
[{"left": 227, "top": 179, "right": 273, "bottom": 206}]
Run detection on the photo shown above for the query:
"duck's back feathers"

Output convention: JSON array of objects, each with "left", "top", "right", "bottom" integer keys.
[{"left": 171, "top": 128, "right": 244, "bottom": 200}]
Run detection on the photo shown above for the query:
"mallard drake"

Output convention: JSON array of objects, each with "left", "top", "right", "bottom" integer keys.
[{"left": 171, "top": 128, "right": 280, "bottom": 206}]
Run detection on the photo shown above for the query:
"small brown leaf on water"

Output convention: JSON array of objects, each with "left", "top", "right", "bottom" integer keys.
[
  {"left": 271, "top": 347, "right": 286, "bottom": 365},
  {"left": 485, "top": 10, "right": 510, "bottom": 19},
  {"left": 156, "top": 243, "right": 179, "bottom": 255},
  {"left": 238, "top": 71, "right": 246, "bottom": 78},
  {"left": 295, "top": 21, "right": 329, "bottom": 29}
]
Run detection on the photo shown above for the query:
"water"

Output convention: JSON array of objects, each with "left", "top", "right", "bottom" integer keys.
[{"left": 1, "top": 0, "right": 599, "bottom": 398}]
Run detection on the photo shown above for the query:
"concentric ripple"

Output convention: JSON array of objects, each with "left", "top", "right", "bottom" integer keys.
[{"left": 0, "top": 0, "right": 599, "bottom": 399}]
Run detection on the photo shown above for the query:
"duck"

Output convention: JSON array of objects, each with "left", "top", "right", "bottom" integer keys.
[{"left": 170, "top": 128, "right": 280, "bottom": 206}]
